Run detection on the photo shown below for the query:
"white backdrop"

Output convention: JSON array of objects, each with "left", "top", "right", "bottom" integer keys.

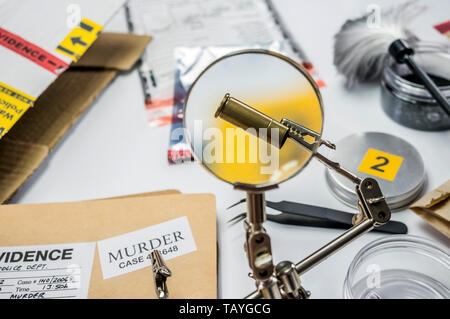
[{"left": 11, "top": 0, "right": 450, "bottom": 298}]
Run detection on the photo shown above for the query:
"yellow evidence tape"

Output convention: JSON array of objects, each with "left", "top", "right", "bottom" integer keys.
[
  {"left": 0, "top": 82, "right": 36, "bottom": 139},
  {"left": 55, "top": 18, "right": 103, "bottom": 62}
]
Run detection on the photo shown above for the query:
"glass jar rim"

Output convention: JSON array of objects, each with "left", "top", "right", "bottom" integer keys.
[{"left": 382, "top": 43, "right": 450, "bottom": 103}]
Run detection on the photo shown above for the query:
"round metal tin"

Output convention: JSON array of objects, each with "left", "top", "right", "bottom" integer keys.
[{"left": 325, "top": 132, "right": 426, "bottom": 210}]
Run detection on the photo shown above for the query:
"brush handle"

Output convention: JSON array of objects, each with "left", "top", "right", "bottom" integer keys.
[
  {"left": 389, "top": 39, "right": 450, "bottom": 117},
  {"left": 404, "top": 56, "right": 450, "bottom": 116}
]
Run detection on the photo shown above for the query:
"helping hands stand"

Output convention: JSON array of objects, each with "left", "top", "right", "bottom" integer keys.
[{"left": 218, "top": 96, "right": 392, "bottom": 299}]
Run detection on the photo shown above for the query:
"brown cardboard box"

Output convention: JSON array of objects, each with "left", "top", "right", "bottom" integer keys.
[
  {"left": 410, "top": 180, "right": 450, "bottom": 238},
  {"left": 0, "top": 32, "right": 151, "bottom": 203},
  {"left": 0, "top": 191, "right": 217, "bottom": 298}
]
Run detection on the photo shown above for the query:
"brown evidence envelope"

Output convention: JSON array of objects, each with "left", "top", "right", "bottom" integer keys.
[{"left": 0, "top": 191, "right": 217, "bottom": 298}]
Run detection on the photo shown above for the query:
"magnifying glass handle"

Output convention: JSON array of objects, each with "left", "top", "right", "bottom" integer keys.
[{"left": 389, "top": 39, "right": 450, "bottom": 117}]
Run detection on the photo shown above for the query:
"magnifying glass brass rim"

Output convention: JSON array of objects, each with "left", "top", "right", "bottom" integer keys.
[{"left": 183, "top": 49, "right": 324, "bottom": 190}]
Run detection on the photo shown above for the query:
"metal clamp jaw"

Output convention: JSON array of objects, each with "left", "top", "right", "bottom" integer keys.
[
  {"left": 150, "top": 250, "right": 172, "bottom": 299},
  {"left": 281, "top": 118, "right": 335, "bottom": 152}
]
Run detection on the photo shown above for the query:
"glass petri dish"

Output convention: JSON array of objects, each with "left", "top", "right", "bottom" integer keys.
[
  {"left": 344, "top": 235, "right": 450, "bottom": 299},
  {"left": 183, "top": 50, "right": 323, "bottom": 189}
]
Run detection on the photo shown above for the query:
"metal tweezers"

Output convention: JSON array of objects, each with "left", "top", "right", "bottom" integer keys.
[{"left": 227, "top": 199, "right": 407, "bottom": 234}]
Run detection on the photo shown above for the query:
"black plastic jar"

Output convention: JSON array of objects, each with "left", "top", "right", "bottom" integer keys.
[{"left": 381, "top": 45, "right": 450, "bottom": 131}]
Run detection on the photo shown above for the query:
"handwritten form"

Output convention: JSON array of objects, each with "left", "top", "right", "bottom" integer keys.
[{"left": 0, "top": 242, "right": 95, "bottom": 299}]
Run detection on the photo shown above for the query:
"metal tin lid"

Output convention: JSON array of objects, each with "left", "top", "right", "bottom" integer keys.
[{"left": 325, "top": 132, "right": 426, "bottom": 210}]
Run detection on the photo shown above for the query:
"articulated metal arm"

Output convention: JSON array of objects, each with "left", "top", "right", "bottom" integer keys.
[{"left": 244, "top": 120, "right": 391, "bottom": 299}]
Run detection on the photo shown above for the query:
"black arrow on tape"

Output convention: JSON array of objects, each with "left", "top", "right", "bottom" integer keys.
[{"left": 70, "top": 36, "right": 87, "bottom": 47}]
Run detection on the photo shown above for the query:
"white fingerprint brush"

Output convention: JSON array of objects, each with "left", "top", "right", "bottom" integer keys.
[
  {"left": 333, "top": 1, "right": 450, "bottom": 116},
  {"left": 334, "top": 1, "right": 423, "bottom": 86}
]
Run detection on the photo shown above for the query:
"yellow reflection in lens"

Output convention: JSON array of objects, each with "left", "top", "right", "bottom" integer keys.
[{"left": 208, "top": 92, "right": 322, "bottom": 185}]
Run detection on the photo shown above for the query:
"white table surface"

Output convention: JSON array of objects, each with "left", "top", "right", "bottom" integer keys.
[{"left": 10, "top": 0, "right": 450, "bottom": 298}]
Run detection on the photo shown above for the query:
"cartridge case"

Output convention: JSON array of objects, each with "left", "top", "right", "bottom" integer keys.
[{"left": 215, "top": 94, "right": 289, "bottom": 148}]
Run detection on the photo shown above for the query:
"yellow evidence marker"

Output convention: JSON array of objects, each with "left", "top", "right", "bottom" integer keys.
[{"left": 358, "top": 148, "right": 404, "bottom": 182}]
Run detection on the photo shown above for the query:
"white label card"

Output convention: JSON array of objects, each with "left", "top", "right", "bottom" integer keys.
[
  {"left": 0, "top": 242, "right": 96, "bottom": 299},
  {"left": 97, "top": 216, "right": 197, "bottom": 279}
]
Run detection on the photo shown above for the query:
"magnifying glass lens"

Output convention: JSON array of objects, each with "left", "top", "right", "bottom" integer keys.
[{"left": 184, "top": 51, "right": 323, "bottom": 188}]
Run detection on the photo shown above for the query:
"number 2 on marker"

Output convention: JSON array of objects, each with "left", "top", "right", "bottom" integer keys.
[
  {"left": 370, "top": 156, "right": 389, "bottom": 172},
  {"left": 358, "top": 148, "right": 403, "bottom": 181}
]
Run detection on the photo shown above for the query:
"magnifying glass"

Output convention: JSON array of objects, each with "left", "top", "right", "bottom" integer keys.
[{"left": 183, "top": 50, "right": 324, "bottom": 189}]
